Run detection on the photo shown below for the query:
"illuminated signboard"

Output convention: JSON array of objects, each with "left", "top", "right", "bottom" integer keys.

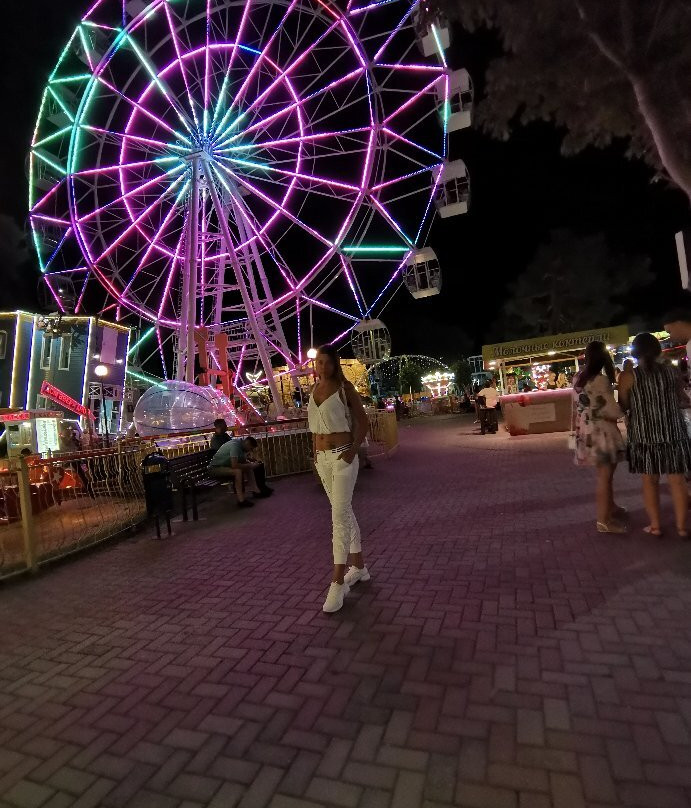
[
  {"left": 40, "top": 381, "right": 94, "bottom": 419},
  {"left": 2, "top": 410, "right": 62, "bottom": 422}
]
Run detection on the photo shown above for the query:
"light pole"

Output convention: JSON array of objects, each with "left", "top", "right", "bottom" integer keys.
[{"left": 94, "top": 364, "right": 109, "bottom": 446}]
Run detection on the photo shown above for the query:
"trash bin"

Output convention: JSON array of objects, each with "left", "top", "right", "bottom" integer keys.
[{"left": 141, "top": 451, "right": 173, "bottom": 537}]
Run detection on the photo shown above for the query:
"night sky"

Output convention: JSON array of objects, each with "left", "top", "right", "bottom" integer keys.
[{"left": 2, "top": 2, "right": 689, "bottom": 362}]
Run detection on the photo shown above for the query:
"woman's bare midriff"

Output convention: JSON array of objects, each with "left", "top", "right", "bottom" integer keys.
[{"left": 315, "top": 432, "right": 352, "bottom": 450}]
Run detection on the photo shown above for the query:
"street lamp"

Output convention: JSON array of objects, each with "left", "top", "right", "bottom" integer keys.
[
  {"left": 94, "top": 364, "right": 109, "bottom": 445},
  {"left": 306, "top": 348, "right": 318, "bottom": 360}
]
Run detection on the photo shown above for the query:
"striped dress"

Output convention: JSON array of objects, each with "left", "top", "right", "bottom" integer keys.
[{"left": 627, "top": 365, "right": 691, "bottom": 475}]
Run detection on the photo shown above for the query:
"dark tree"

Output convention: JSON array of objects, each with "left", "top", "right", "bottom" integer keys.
[
  {"left": 398, "top": 361, "right": 426, "bottom": 394},
  {"left": 436, "top": 0, "right": 691, "bottom": 201},
  {"left": 493, "top": 229, "right": 652, "bottom": 338}
]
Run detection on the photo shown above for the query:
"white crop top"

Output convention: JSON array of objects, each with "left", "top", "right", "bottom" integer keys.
[{"left": 308, "top": 384, "right": 352, "bottom": 435}]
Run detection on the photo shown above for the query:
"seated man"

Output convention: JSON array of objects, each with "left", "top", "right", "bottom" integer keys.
[
  {"left": 210, "top": 418, "right": 231, "bottom": 452},
  {"left": 208, "top": 435, "right": 273, "bottom": 508}
]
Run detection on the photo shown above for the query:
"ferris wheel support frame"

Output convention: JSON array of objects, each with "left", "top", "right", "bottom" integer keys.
[{"left": 202, "top": 156, "right": 284, "bottom": 414}]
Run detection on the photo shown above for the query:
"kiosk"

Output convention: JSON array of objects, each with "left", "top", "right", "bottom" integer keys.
[
  {"left": 482, "top": 326, "right": 630, "bottom": 436},
  {"left": 3, "top": 410, "right": 62, "bottom": 457}
]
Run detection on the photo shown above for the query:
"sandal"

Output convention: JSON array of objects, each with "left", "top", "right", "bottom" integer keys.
[
  {"left": 643, "top": 525, "right": 663, "bottom": 537},
  {"left": 677, "top": 529, "right": 688, "bottom": 538},
  {"left": 596, "top": 521, "right": 627, "bottom": 534}
]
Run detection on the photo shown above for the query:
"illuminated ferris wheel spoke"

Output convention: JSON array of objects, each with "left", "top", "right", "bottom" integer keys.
[
  {"left": 382, "top": 76, "right": 444, "bottom": 126},
  {"left": 89, "top": 173, "right": 187, "bottom": 264},
  {"left": 75, "top": 163, "right": 185, "bottom": 224},
  {"left": 121, "top": 180, "right": 191, "bottom": 296},
  {"left": 209, "top": 0, "right": 253, "bottom": 131},
  {"left": 72, "top": 156, "right": 179, "bottom": 177},
  {"left": 216, "top": 154, "right": 360, "bottom": 195},
  {"left": 163, "top": 3, "right": 201, "bottom": 129},
  {"left": 215, "top": 165, "right": 335, "bottom": 250},
  {"left": 123, "top": 32, "right": 196, "bottom": 137},
  {"left": 212, "top": 0, "right": 301, "bottom": 135},
  {"left": 217, "top": 67, "right": 366, "bottom": 149},
  {"left": 234, "top": 13, "right": 347, "bottom": 126},
  {"left": 94, "top": 75, "right": 190, "bottom": 143},
  {"left": 79, "top": 124, "right": 187, "bottom": 156}
]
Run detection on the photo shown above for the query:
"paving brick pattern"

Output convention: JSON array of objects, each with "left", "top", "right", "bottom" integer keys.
[{"left": 2, "top": 415, "right": 691, "bottom": 808}]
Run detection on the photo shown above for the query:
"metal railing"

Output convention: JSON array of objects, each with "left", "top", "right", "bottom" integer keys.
[
  {"left": 0, "top": 413, "right": 397, "bottom": 580},
  {"left": 0, "top": 445, "right": 147, "bottom": 580}
]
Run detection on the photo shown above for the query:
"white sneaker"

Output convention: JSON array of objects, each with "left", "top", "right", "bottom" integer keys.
[
  {"left": 322, "top": 582, "right": 349, "bottom": 613},
  {"left": 344, "top": 566, "right": 371, "bottom": 586}
]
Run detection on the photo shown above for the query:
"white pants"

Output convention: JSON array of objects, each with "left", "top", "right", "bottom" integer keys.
[{"left": 315, "top": 451, "right": 361, "bottom": 564}]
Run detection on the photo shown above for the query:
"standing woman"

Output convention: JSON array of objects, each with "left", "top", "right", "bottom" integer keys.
[
  {"left": 308, "top": 345, "right": 371, "bottom": 613},
  {"left": 618, "top": 332, "right": 691, "bottom": 537},
  {"left": 572, "top": 341, "right": 627, "bottom": 533}
]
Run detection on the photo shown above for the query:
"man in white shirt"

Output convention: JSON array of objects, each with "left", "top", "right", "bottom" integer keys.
[{"left": 478, "top": 378, "right": 499, "bottom": 409}]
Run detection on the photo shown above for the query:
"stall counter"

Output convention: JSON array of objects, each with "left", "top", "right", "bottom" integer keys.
[{"left": 500, "top": 388, "right": 573, "bottom": 436}]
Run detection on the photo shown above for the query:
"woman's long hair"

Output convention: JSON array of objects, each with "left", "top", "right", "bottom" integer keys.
[
  {"left": 631, "top": 332, "right": 662, "bottom": 371},
  {"left": 316, "top": 344, "right": 345, "bottom": 383},
  {"left": 575, "top": 340, "right": 616, "bottom": 388}
]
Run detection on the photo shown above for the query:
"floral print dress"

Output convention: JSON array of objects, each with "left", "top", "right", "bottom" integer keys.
[{"left": 573, "top": 373, "right": 626, "bottom": 467}]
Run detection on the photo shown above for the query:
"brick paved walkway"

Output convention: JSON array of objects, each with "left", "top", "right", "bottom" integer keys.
[{"left": 2, "top": 415, "right": 691, "bottom": 808}]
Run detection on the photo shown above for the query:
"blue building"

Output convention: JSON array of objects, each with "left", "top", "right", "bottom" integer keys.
[{"left": 0, "top": 312, "right": 130, "bottom": 434}]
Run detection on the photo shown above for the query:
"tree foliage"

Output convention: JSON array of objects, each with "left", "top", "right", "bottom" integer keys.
[
  {"left": 435, "top": 0, "right": 691, "bottom": 200},
  {"left": 398, "top": 361, "right": 425, "bottom": 394},
  {"left": 450, "top": 358, "right": 473, "bottom": 392},
  {"left": 492, "top": 229, "right": 652, "bottom": 339}
]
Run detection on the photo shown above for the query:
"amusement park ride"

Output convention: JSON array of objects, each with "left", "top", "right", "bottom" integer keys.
[{"left": 28, "top": 0, "right": 471, "bottom": 417}]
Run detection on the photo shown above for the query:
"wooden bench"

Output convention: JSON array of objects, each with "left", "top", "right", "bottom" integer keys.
[{"left": 167, "top": 449, "right": 223, "bottom": 521}]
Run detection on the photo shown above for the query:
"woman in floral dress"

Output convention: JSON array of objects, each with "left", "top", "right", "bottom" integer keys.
[{"left": 573, "top": 341, "right": 626, "bottom": 533}]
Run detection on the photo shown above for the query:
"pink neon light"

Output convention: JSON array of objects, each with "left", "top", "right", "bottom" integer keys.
[
  {"left": 95, "top": 75, "right": 189, "bottom": 142},
  {"left": 164, "top": 2, "right": 200, "bottom": 127},
  {"left": 116, "top": 43, "right": 304, "bottom": 257},
  {"left": 382, "top": 127, "right": 443, "bottom": 160},
  {"left": 88, "top": 173, "right": 186, "bottom": 264},
  {"left": 76, "top": 164, "right": 184, "bottom": 224},
  {"left": 216, "top": 155, "right": 360, "bottom": 193},
  {"left": 218, "top": 68, "right": 365, "bottom": 146},
  {"left": 373, "top": 3, "right": 415, "bottom": 61},
  {"left": 372, "top": 163, "right": 443, "bottom": 192},
  {"left": 215, "top": 0, "right": 301, "bottom": 130},
  {"left": 382, "top": 76, "right": 444, "bottom": 126}
]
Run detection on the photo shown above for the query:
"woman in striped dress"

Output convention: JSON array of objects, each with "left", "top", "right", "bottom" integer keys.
[{"left": 618, "top": 332, "right": 691, "bottom": 537}]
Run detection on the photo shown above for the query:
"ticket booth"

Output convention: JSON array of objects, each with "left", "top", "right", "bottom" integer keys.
[{"left": 4, "top": 410, "right": 62, "bottom": 457}]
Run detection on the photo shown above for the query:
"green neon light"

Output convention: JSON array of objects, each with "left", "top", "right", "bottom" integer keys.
[
  {"left": 431, "top": 25, "right": 447, "bottom": 67},
  {"left": 342, "top": 246, "right": 410, "bottom": 253},
  {"left": 34, "top": 150, "right": 67, "bottom": 176},
  {"left": 126, "top": 368, "right": 165, "bottom": 386},
  {"left": 51, "top": 74, "right": 92, "bottom": 84},
  {"left": 47, "top": 85, "right": 75, "bottom": 123},
  {"left": 127, "top": 326, "right": 156, "bottom": 356},
  {"left": 31, "top": 228, "right": 46, "bottom": 271},
  {"left": 78, "top": 26, "right": 92, "bottom": 68},
  {"left": 48, "top": 29, "right": 79, "bottom": 82},
  {"left": 34, "top": 126, "right": 73, "bottom": 149}
]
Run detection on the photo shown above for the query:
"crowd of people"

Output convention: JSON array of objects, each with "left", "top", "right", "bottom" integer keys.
[{"left": 573, "top": 306, "right": 691, "bottom": 537}]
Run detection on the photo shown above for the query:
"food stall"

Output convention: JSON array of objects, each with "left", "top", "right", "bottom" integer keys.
[{"left": 482, "top": 325, "right": 630, "bottom": 436}]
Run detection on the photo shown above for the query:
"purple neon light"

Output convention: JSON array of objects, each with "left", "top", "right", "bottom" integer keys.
[
  {"left": 382, "top": 76, "right": 445, "bottom": 126},
  {"left": 114, "top": 42, "right": 305, "bottom": 257}
]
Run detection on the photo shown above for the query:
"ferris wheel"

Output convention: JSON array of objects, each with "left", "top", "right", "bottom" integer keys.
[{"left": 29, "top": 0, "right": 467, "bottom": 407}]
